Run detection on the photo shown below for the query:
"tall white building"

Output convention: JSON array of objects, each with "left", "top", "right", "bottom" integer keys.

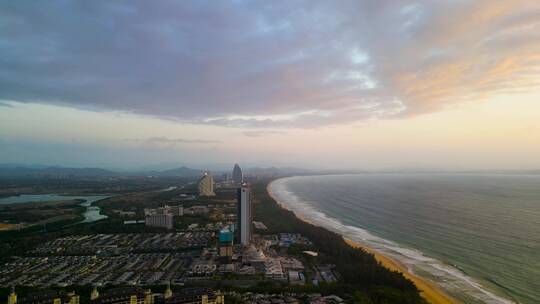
[
  {"left": 237, "top": 187, "right": 252, "bottom": 245},
  {"left": 198, "top": 173, "right": 215, "bottom": 196}
]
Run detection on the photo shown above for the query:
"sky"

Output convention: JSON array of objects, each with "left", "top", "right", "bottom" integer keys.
[{"left": 1, "top": 1, "right": 540, "bottom": 170}]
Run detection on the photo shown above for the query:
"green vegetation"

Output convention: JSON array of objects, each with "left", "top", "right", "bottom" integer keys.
[
  {"left": 252, "top": 180, "right": 426, "bottom": 304},
  {"left": 174, "top": 214, "right": 211, "bottom": 229},
  {"left": 0, "top": 199, "right": 85, "bottom": 223},
  {"left": 0, "top": 175, "right": 194, "bottom": 196}
]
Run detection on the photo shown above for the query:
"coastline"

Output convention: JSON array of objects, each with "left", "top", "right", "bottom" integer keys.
[
  {"left": 266, "top": 181, "right": 458, "bottom": 304},
  {"left": 344, "top": 238, "right": 457, "bottom": 304}
]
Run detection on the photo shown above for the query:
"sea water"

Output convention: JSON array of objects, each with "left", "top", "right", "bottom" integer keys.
[{"left": 270, "top": 174, "right": 540, "bottom": 304}]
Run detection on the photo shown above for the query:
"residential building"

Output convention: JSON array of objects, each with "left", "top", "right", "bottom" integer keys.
[
  {"left": 169, "top": 205, "right": 183, "bottom": 216},
  {"left": 264, "top": 258, "right": 285, "bottom": 280},
  {"left": 198, "top": 173, "right": 215, "bottom": 196},
  {"left": 89, "top": 287, "right": 153, "bottom": 304},
  {"left": 218, "top": 228, "right": 233, "bottom": 262},
  {"left": 163, "top": 288, "right": 224, "bottom": 304},
  {"left": 184, "top": 205, "right": 209, "bottom": 215},
  {"left": 145, "top": 213, "right": 173, "bottom": 230},
  {"left": 7, "top": 288, "right": 80, "bottom": 304},
  {"left": 144, "top": 205, "right": 183, "bottom": 217}
]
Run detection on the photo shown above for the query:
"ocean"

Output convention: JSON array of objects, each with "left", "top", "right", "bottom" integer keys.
[{"left": 269, "top": 174, "right": 540, "bottom": 304}]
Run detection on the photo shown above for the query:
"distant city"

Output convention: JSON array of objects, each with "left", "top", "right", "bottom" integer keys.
[{"left": 0, "top": 164, "right": 342, "bottom": 304}]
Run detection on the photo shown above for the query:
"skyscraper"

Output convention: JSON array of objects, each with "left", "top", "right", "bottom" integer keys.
[
  {"left": 198, "top": 173, "right": 215, "bottom": 196},
  {"left": 232, "top": 163, "right": 243, "bottom": 183},
  {"left": 237, "top": 187, "right": 252, "bottom": 245}
]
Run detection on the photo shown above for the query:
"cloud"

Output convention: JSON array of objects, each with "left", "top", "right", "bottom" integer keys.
[
  {"left": 128, "top": 136, "right": 220, "bottom": 145},
  {"left": 0, "top": 1, "right": 539, "bottom": 127},
  {"left": 242, "top": 130, "right": 287, "bottom": 137}
]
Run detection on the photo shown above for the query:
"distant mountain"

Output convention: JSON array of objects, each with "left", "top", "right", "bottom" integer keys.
[
  {"left": 0, "top": 163, "right": 49, "bottom": 169},
  {"left": 155, "top": 166, "right": 203, "bottom": 177},
  {"left": 127, "top": 162, "right": 195, "bottom": 172},
  {"left": 0, "top": 165, "right": 204, "bottom": 178},
  {"left": 0, "top": 166, "right": 117, "bottom": 177}
]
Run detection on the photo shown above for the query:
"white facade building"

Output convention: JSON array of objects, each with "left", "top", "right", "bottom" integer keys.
[{"left": 238, "top": 187, "right": 252, "bottom": 245}]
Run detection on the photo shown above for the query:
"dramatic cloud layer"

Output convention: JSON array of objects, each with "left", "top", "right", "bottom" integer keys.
[{"left": 1, "top": 1, "right": 539, "bottom": 127}]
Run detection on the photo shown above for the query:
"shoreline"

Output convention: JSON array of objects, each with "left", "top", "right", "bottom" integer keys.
[
  {"left": 266, "top": 180, "right": 458, "bottom": 304},
  {"left": 344, "top": 238, "right": 457, "bottom": 304}
]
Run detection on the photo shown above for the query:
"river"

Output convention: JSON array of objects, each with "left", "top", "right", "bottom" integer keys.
[{"left": 0, "top": 194, "right": 110, "bottom": 223}]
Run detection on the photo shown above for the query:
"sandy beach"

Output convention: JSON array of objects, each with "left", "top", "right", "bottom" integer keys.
[
  {"left": 344, "top": 238, "right": 458, "bottom": 304},
  {"left": 267, "top": 182, "right": 458, "bottom": 304}
]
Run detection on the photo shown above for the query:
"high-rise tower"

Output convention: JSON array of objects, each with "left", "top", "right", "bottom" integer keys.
[
  {"left": 237, "top": 187, "right": 252, "bottom": 245},
  {"left": 232, "top": 163, "right": 243, "bottom": 183}
]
